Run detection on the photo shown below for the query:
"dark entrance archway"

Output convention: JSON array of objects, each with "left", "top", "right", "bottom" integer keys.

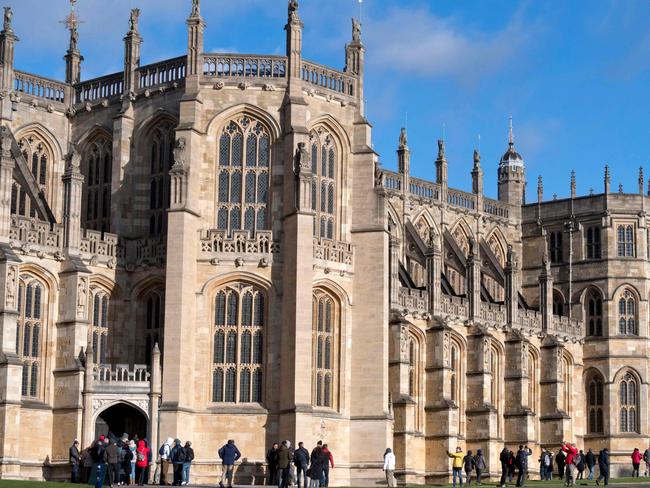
[{"left": 95, "top": 402, "right": 148, "bottom": 440}]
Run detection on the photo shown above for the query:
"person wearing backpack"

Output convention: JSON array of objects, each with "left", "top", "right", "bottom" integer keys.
[
  {"left": 643, "top": 445, "right": 650, "bottom": 476},
  {"left": 474, "top": 449, "right": 486, "bottom": 485},
  {"left": 542, "top": 449, "right": 553, "bottom": 480},
  {"left": 90, "top": 438, "right": 108, "bottom": 488},
  {"left": 576, "top": 450, "right": 586, "bottom": 480},
  {"left": 515, "top": 445, "right": 531, "bottom": 487},
  {"left": 182, "top": 441, "right": 194, "bottom": 486},
  {"left": 159, "top": 437, "right": 173, "bottom": 486},
  {"left": 170, "top": 439, "right": 186, "bottom": 486},
  {"left": 135, "top": 440, "right": 150, "bottom": 486}
]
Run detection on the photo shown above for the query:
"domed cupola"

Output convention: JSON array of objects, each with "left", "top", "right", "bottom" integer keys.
[
  {"left": 499, "top": 116, "right": 525, "bottom": 169},
  {"left": 497, "top": 116, "right": 526, "bottom": 206}
]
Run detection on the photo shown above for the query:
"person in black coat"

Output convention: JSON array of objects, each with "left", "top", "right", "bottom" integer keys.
[
  {"left": 498, "top": 447, "right": 509, "bottom": 487},
  {"left": 294, "top": 442, "right": 310, "bottom": 488},
  {"left": 597, "top": 448, "right": 609, "bottom": 486},
  {"left": 266, "top": 443, "right": 279, "bottom": 485},
  {"left": 556, "top": 449, "right": 566, "bottom": 480},
  {"left": 309, "top": 444, "right": 324, "bottom": 488},
  {"left": 586, "top": 449, "right": 596, "bottom": 480},
  {"left": 70, "top": 440, "right": 81, "bottom": 483}
]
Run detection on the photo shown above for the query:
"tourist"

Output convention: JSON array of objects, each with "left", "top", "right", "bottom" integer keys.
[
  {"left": 382, "top": 448, "right": 396, "bottom": 488},
  {"left": 561, "top": 441, "right": 577, "bottom": 486},
  {"left": 278, "top": 440, "right": 292, "bottom": 488},
  {"left": 70, "top": 439, "right": 81, "bottom": 483},
  {"left": 294, "top": 442, "right": 310, "bottom": 488},
  {"left": 539, "top": 448, "right": 552, "bottom": 481},
  {"left": 576, "top": 450, "right": 585, "bottom": 480},
  {"left": 462, "top": 449, "right": 475, "bottom": 486},
  {"left": 122, "top": 441, "right": 134, "bottom": 485},
  {"left": 171, "top": 438, "right": 186, "bottom": 485},
  {"left": 81, "top": 445, "right": 93, "bottom": 484},
  {"left": 586, "top": 448, "right": 596, "bottom": 480},
  {"left": 555, "top": 449, "right": 566, "bottom": 481},
  {"left": 644, "top": 446, "right": 650, "bottom": 476},
  {"left": 507, "top": 450, "right": 516, "bottom": 483},
  {"left": 91, "top": 438, "right": 108, "bottom": 488},
  {"left": 498, "top": 446, "right": 509, "bottom": 487},
  {"left": 106, "top": 438, "right": 121, "bottom": 487},
  {"left": 143, "top": 439, "right": 152, "bottom": 484},
  {"left": 267, "top": 443, "right": 280, "bottom": 485},
  {"left": 474, "top": 449, "right": 486, "bottom": 485},
  {"left": 159, "top": 437, "right": 174, "bottom": 486},
  {"left": 446, "top": 446, "right": 464, "bottom": 488},
  {"left": 321, "top": 444, "right": 334, "bottom": 487},
  {"left": 135, "top": 440, "right": 149, "bottom": 486},
  {"left": 309, "top": 443, "right": 324, "bottom": 488},
  {"left": 515, "top": 445, "right": 532, "bottom": 487},
  {"left": 218, "top": 439, "right": 241, "bottom": 488},
  {"left": 128, "top": 440, "right": 137, "bottom": 485},
  {"left": 632, "top": 447, "right": 642, "bottom": 477},
  {"left": 596, "top": 448, "right": 609, "bottom": 486},
  {"left": 182, "top": 441, "right": 194, "bottom": 486}
]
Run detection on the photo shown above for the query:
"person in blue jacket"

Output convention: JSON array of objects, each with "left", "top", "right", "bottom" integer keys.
[{"left": 218, "top": 439, "right": 241, "bottom": 488}]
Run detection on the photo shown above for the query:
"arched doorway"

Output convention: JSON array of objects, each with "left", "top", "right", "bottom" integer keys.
[{"left": 95, "top": 402, "right": 148, "bottom": 440}]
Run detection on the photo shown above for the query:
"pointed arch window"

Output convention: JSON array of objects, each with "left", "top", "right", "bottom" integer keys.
[
  {"left": 16, "top": 276, "right": 46, "bottom": 398},
  {"left": 90, "top": 289, "right": 110, "bottom": 364},
  {"left": 549, "top": 230, "right": 563, "bottom": 263},
  {"left": 310, "top": 129, "right": 337, "bottom": 239},
  {"left": 586, "top": 226, "right": 602, "bottom": 259},
  {"left": 312, "top": 290, "right": 339, "bottom": 408},
  {"left": 450, "top": 344, "right": 459, "bottom": 403},
  {"left": 527, "top": 351, "right": 537, "bottom": 413},
  {"left": 587, "top": 375, "right": 604, "bottom": 434},
  {"left": 620, "top": 373, "right": 638, "bottom": 433},
  {"left": 212, "top": 283, "right": 265, "bottom": 403},
  {"left": 82, "top": 136, "right": 112, "bottom": 232},
  {"left": 216, "top": 117, "right": 271, "bottom": 236},
  {"left": 148, "top": 121, "right": 175, "bottom": 236},
  {"left": 586, "top": 290, "right": 603, "bottom": 337},
  {"left": 617, "top": 224, "right": 635, "bottom": 257},
  {"left": 618, "top": 289, "right": 637, "bottom": 335},
  {"left": 143, "top": 290, "right": 164, "bottom": 365},
  {"left": 13, "top": 134, "right": 53, "bottom": 219}
]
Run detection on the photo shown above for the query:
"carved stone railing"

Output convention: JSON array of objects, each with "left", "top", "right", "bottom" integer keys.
[
  {"left": 483, "top": 197, "right": 510, "bottom": 218},
  {"left": 203, "top": 54, "right": 287, "bottom": 79},
  {"left": 447, "top": 189, "right": 476, "bottom": 211},
  {"left": 79, "top": 229, "right": 120, "bottom": 260},
  {"left": 75, "top": 72, "right": 124, "bottom": 103},
  {"left": 480, "top": 302, "right": 506, "bottom": 325},
  {"left": 200, "top": 229, "right": 280, "bottom": 255},
  {"left": 410, "top": 177, "right": 440, "bottom": 200},
  {"left": 93, "top": 364, "right": 149, "bottom": 383},
  {"left": 518, "top": 309, "right": 542, "bottom": 330},
  {"left": 397, "top": 287, "right": 428, "bottom": 312},
  {"left": 301, "top": 60, "right": 356, "bottom": 97},
  {"left": 9, "top": 215, "right": 63, "bottom": 252},
  {"left": 14, "top": 70, "right": 67, "bottom": 104},
  {"left": 381, "top": 171, "right": 402, "bottom": 191},
  {"left": 138, "top": 56, "right": 187, "bottom": 90},
  {"left": 313, "top": 238, "right": 354, "bottom": 265},
  {"left": 441, "top": 294, "right": 468, "bottom": 318},
  {"left": 550, "top": 315, "right": 583, "bottom": 338}
]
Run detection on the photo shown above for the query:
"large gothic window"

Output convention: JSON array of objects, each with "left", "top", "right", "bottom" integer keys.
[
  {"left": 148, "top": 121, "right": 175, "bottom": 236},
  {"left": 82, "top": 136, "right": 112, "bottom": 232},
  {"left": 617, "top": 224, "right": 635, "bottom": 257},
  {"left": 450, "top": 343, "right": 459, "bottom": 403},
  {"left": 16, "top": 276, "right": 45, "bottom": 398},
  {"left": 549, "top": 230, "right": 563, "bottom": 263},
  {"left": 587, "top": 375, "right": 604, "bottom": 434},
  {"left": 619, "top": 373, "right": 638, "bottom": 433},
  {"left": 212, "top": 283, "right": 265, "bottom": 403},
  {"left": 90, "top": 289, "right": 110, "bottom": 364},
  {"left": 310, "top": 129, "right": 337, "bottom": 239},
  {"left": 618, "top": 289, "right": 637, "bottom": 335},
  {"left": 144, "top": 290, "right": 164, "bottom": 365},
  {"left": 13, "top": 134, "right": 52, "bottom": 218},
  {"left": 216, "top": 117, "right": 270, "bottom": 235},
  {"left": 586, "top": 226, "right": 601, "bottom": 259},
  {"left": 312, "top": 290, "right": 338, "bottom": 408},
  {"left": 586, "top": 290, "right": 603, "bottom": 337}
]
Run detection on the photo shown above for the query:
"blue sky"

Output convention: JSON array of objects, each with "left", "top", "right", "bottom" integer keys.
[{"left": 7, "top": 0, "right": 650, "bottom": 201}]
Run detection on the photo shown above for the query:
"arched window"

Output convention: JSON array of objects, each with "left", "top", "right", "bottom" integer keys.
[
  {"left": 587, "top": 375, "right": 604, "bottom": 434},
  {"left": 408, "top": 337, "right": 417, "bottom": 397},
  {"left": 212, "top": 283, "right": 265, "bottom": 403},
  {"left": 450, "top": 343, "right": 459, "bottom": 403},
  {"left": 14, "top": 134, "right": 53, "bottom": 219},
  {"left": 620, "top": 373, "right": 638, "bottom": 433},
  {"left": 90, "top": 289, "right": 110, "bottom": 364},
  {"left": 216, "top": 117, "right": 271, "bottom": 236},
  {"left": 143, "top": 290, "right": 164, "bottom": 365},
  {"left": 148, "top": 120, "right": 176, "bottom": 236},
  {"left": 313, "top": 290, "right": 339, "bottom": 408},
  {"left": 82, "top": 135, "right": 112, "bottom": 232},
  {"left": 310, "top": 129, "right": 337, "bottom": 239},
  {"left": 618, "top": 289, "right": 637, "bottom": 335},
  {"left": 16, "top": 276, "right": 46, "bottom": 398},
  {"left": 586, "top": 226, "right": 601, "bottom": 259},
  {"left": 527, "top": 351, "right": 537, "bottom": 413},
  {"left": 549, "top": 230, "right": 563, "bottom": 263},
  {"left": 552, "top": 290, "right": 565, "bottom": 317},
  {"left": 585, "top": 289, "right": 603, "bottom": 337},
  {"left": 617, "top": 224, "right": 635, "bottom": 257},
  {"left": 561, "top": 355, "right": 571, "bottom": 414}
]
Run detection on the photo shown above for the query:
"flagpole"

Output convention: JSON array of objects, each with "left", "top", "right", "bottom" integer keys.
[{"left": 359, "top": 0, "right": 363, "bottom": 24}]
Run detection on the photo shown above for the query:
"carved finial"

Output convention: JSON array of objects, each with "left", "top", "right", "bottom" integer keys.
[
  {"left": 537, "top": 175, "right": 543, "bottom": 202},
  {"left": 152, "top": 342, "right": 161, "bottom": 356},
  {"left": 129, "top": 8, "right": 141, "bottom": 33},
  {"left": 191, "top": 0, "right": 200, "bottom": 17},
  {"left": 508, "top": 115, "right": 514, "bottom": 146},
  {"left": 542, "top": 237, "right": 550, "bottom": 269},
  {"left": 352, "top": 18, "right": 361, "bottom": 43},
  {"left": 639, "top": 167, "right": 644, "bottom": 195},
  {"left": 604, "top": 164, "right": 611, "bottom": 193},
  {"left": 60, "top": 0, "right": 84, "bottom": 49},
  {"left": 288, "top": 0, "right": 300, "bottom": 22},
  {"left": 399, "top": 127, "right": 407, "bottom": 150},
  {"left": 468, "top": 237, "right": 476, "bottom": 258},
  {"left": 506, "top": 244, "right": 515, "bottom": 267},
  {"left": 2, "top": 6, "right": 12, "bottom": 33},
  {"left": 437, "top": 139, "right": 445, "bottom": 160},
  {"left": 570, "top": 170, "right": 576, "bottom": 198},
  {"left": 294, "top": 142, "right": 310, "bottom": 176},
  {"left": 473, "top": 149, "right": 480, "bottom": 168},
  {"left": 65, "top": 143, "right": 81, "bottom": 173},
  {"left": 172, "top": 137, "right": 187, "bottom": 170},
  {"left": 618, "top": 183, "right": 623, "bottom": 194}
]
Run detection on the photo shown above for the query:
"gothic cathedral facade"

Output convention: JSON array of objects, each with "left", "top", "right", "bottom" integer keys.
[{"left": 0, "top": 1, "right": 644, "bottom": 484}]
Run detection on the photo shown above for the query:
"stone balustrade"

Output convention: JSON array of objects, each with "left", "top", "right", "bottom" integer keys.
[
  {"left": 480, "top": 301, "right": 506, "bottom": 326},
  {"left": 441, "top": 294, "right": 468, "bottom": 318},
  {"left": 203, "top": 54, "right": 287, "bottom": 80},
  {"left": 447, "top": 189, "right": 476, "bottom": 211},
  {"left": 93, "top": 363, "right": 149, "bottom": 383},
  {"left": 397, "top": 287, "right": 427, "bottom": 312},
  {"left": 200, "top": 229, "right": 280, "bottom": 255},
  {"left": 79, "top": 229, "right": 120, "bottom": 260},
  {"left": 551, "top": 315, "right": 583, "bottom": 338},
  {"left": 483, "top": 197, "right": 510, "bottom": 218},
  {"left": 301, "top": 60, "right": 356, "bottom": 98},
  {"left": 74, "top": 72, "right": 124, "bottom": 104},
  {"left": 14, "top": 70, "right": 67, "bottom": 104},
  {"left": 138, "top": 56, "right": 187, "bottom": 90},
  {"left": 9, "top": 215, "right": 63, "bottom": 253},
  {"left": 518, "top": 309, "right": 542, "bottom": 331},
  {"left": 409, "top": 177, "right": 440, "bottom": 200},
  {"left": 313, "top": 237, "right": 354, "bottom": 265}
]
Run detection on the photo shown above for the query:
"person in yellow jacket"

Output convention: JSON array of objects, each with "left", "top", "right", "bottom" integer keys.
[{"left": 447, "top": 447, "right": 465, "bottom": 487}]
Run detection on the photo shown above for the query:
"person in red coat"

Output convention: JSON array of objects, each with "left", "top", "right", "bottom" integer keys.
[
  {"left": 632, "top": 448, "right": 642, "bottom": 477},
  {"left": 135, "top": 440, "right": 150, "bottom": 486},
  {"left": 562, "top": 442, "right": 578, "bottom": 486}
]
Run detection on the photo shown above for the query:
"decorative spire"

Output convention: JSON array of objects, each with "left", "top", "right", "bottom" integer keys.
[
  {"left": 508, "top": 115, "right": 514, "bottom": 146},
  {"left": 2, "top": 7, "right": 12, "bottom": 33},
  {"left": 191, "top": 0, "right": 201, "bottom": 17},
  {"left": 473, "top": 149, "right": 480, "bottom": 169},
  {"left": 570, "top": 170, "right": 576, "bottom": 198},
  {"left": 288, "top": 0, "right": 300, "bottom": 23},
  {"left": 437, "top": 139, "right": 445, "bottom": 160},
  {"left": 352, "top": 18, "right": 362, "bottom": 43},
  {"left": 639, "top": 167, "right": 644, "bottom": 195},
  {"left": 537, "top": 175, "right": 543, "bottom": 203},
  {"left": 604, "top": 164, "right": 611, "bottom": 193},
  {"left": 60, "top": 0, "right": 83, "bottom": 52},
  {"left": 398, "top": 127, "right": 408, "bottom": 150},
  {"left": 128, "top": 8, "right": 141, "bottom": 33}
]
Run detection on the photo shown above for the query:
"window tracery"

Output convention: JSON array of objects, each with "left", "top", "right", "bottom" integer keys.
[
  {"left": 587, "top": 375, "right": 604, "bottom": 434},
  {"left": 313, "top": 290, "right": 338, "bottom": 408},
  {"left": 144, "top": 290, "right": 164, "bottom": 365},
  {"left": 148, "top": 121, "right": 175, "bottom": 236},
  {"left": 16, "top": 275, "right": 45, "bottom": 398},
  {"left": 12, "top": 134, "right": 52, "bottom": 218},
  {"left": 586, "top": 290, "right": 603, "bottom": 337},
  {"left": 90, "top": 289, "right": 110, "bottom": 364},
  {"left": 618, "top": 289, "right": 637, "bottom": 335},
  {"left": 310, "top": 128, "right": 336, "bottom": 239},
  {"left": 619, "top": 373, "right": 638, "bottom": 433},
  {"left": 82, "top": 136, "right": 112, "bottom": 232}
]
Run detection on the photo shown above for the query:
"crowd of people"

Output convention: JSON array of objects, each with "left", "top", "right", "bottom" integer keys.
[{"left": 69, "top": 434, "right": 194, "bottom": 488}]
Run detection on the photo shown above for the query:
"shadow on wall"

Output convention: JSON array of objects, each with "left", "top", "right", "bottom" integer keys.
[{"left": 233, "top": 458, "right": 267, "bottom": 485}]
